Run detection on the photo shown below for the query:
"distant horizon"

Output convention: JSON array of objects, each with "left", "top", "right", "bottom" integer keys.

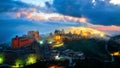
[{"left": 1, "top": 27, "right": 120, "bottom": 44}]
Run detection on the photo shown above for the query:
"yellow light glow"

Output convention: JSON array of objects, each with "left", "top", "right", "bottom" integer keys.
[
  {"left": 82, "top": 32, "right": 88, "bottom": 38},
  {"left": 26, "top": 54, "right": 37, "bottom": 65},
  {"left": 0, "top": 58, "right": 3, "bottom": 64},
  {"left": 55, "top": 35, "right": 61, "bottom": 40},
  {"left": 54, "top": 35, "right": 63, "bottom": 44},
  {"left": 53, "top": 43, "right": 64, "bottom": 48},
  {"left": 14, "top": 59, "right": 24, "bottom": 67},
  {"left": 100, "top": 33, "right": 105, "bottom": 37},
  {"left": 0, "top": 53, "right": 4, "bottom": 64},
  {"left": 67, "top": 27, "right": 105, "bottom": 38},
  {"left": 111, "top": 52, "right": 120, "bottom": 56}
]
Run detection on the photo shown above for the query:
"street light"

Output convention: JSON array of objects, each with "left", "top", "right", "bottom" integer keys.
[
  {"left": 48, "top": 41, "right": 52, "bottom": 44},
  {"left": 40, "top": 41, "right": 44, "bottom": 45}
]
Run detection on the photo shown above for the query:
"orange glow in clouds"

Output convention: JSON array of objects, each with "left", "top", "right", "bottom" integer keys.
[
  {"left": 16, "top": 11, "right": 87, "bottom": 23},
  {"left": 94, "top": 25, "right": 120, "bottom": 31},
  {"left": 79, "top": 17, "right": 87, "bottom": 23},
  {"left": 15, "top": 9, "right": 120, "bottom": 33}
]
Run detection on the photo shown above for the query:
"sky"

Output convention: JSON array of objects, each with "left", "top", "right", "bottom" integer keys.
[{"left": 0, "top": 0, "right": 120, "bottom": 43}]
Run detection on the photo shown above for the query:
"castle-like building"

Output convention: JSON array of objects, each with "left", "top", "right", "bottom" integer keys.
[
  {"left": 12, "top": 31, "right": 40, "bottom": 49},
  {"left": 27, "top": 31, "right": 40, "bottom": 42}
]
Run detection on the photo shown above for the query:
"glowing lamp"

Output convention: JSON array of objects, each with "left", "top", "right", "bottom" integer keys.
[
  {"left": 55, "top": 56, "right": 60, "bottom": 60},
  {"left": 49, "top": 41, "right": 52, "bottom": 44},
  {"left": 113, "top": 52, "right": 120, "bottom": 56},
  {"left": 40, "top": 41, "right": 44, "bottom": 44},
  {"left": 55, "top": 54, "right": 61, "bottom": 60},
  {"left": 0, "top": 58, "right": 4, "bottom": 64},
  {"left": 0, "top": 54, "right": 4, "bottom": 64}
]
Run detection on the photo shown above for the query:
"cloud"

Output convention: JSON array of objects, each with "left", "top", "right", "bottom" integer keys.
[
  {"left": 53, "top": 0, "right": 120, "bottom": 25},
  {"left": 20, "top": 0, "right": 53, "bottom": 7},
  {"left": 93, "top": 25, "right": 120, "bottom": 31},
  {"left": 14, "top": 11, "right": 89, "bottom": 24},
  {"left": 110, "top": 0, "right": 120, "bottom": 5},
  {"left": 88, "top": 24, "right": 120, "bottom": 36},
  {"left": 0, "top": 0, "right": 32, "bottom": 12},
  {"left": 0, "top": 0, "right": 120, "bottom": 43}
]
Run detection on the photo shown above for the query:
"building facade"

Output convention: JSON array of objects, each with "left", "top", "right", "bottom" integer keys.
[
  {"left": 27, "top": 31, "right": 40, "bottom": 42},
  {"left": 12, "top": 36, "right": 34, "bottom": 48}
]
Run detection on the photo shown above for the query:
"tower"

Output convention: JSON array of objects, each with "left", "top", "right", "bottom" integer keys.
[
  {"left": 12, "top": 35, "right": 19, "bottom": 48},
  {"left": 27, "top": 31, "right": 40, "bottom": 42}
]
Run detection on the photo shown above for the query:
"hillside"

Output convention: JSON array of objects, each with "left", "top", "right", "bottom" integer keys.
[
  {"left": 63, "top": 38, "right": 111, "bottom": 62},
  {"left": 108, "top": 35, "right": 120, "bottom": 53}
]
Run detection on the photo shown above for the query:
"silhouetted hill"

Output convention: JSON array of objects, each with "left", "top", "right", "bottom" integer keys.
[
  {"left": 63, "top": 38, "right": 111, "bottom": 62},
  {"left": 108, "top": 35, "right": 120, "bottom": 53}
]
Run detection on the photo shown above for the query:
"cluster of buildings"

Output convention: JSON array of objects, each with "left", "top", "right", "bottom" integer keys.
[
  {"left": 51, "top": 49, "right": 85, "bottom": 60},
  {"left": 0, "top": 29, "right": 112, "bottom": 67},
  {"left": 47, "top": 29, "right": 95, "bottom": 47},
  {"left": 12, "top": 31, "right": 40, "bottom": 49},
  {"left": 49, "top": 49, "right": 85, "bottom": 67},
  {"left": 0, "top": 31, "right": 42, "bottom": 67},
  {"left": 49, "top": 28, "right": 110, "bottom": 45}
]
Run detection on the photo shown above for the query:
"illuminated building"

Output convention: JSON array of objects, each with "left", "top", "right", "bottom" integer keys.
[
  {"left": 65, "top": 27, "right": 106, "bottom": 39},
  {"left": 54, "top": 35, "right": 61, "bottom": 42},
  {"left": 111, "top": 52, "right": 120, "bottom": 56},
  {"left": 27, "top": 31, "right": 40, "bottom": 42},
  {"left": 54, "top": 29, "right": 65, "bottom": 35},
  {"left": 80, "top": 30, "right": 90, "bottom": 38},
  {"left": 49, "top": 29, "right": 65, "bottom": 48},
  {"left": 53, "top": 35, "right": 64, "bottom": 48},
  {"left": 12, "top": 35, "right": 34, "bottom": 49}
]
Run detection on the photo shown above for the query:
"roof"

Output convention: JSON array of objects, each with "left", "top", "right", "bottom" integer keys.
[{"left": 12, "top": 35, "right": 34, "bottom": 40}]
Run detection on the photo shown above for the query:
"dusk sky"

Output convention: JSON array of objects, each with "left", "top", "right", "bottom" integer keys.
[{"left": 0, "top": 0, "right": 120, "bottom": 43}]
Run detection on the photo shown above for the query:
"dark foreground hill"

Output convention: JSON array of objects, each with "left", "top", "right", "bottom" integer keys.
[
  {"left": 108, "top": 35, "right": 120, "bottom": 53},
  {"left": 63, "top": 38, "right": 111, "bottom": 62}
]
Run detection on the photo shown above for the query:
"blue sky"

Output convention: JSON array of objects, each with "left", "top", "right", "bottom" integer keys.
[{"left": 0, "top": 0, "right": 120, "bottom": 43}]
